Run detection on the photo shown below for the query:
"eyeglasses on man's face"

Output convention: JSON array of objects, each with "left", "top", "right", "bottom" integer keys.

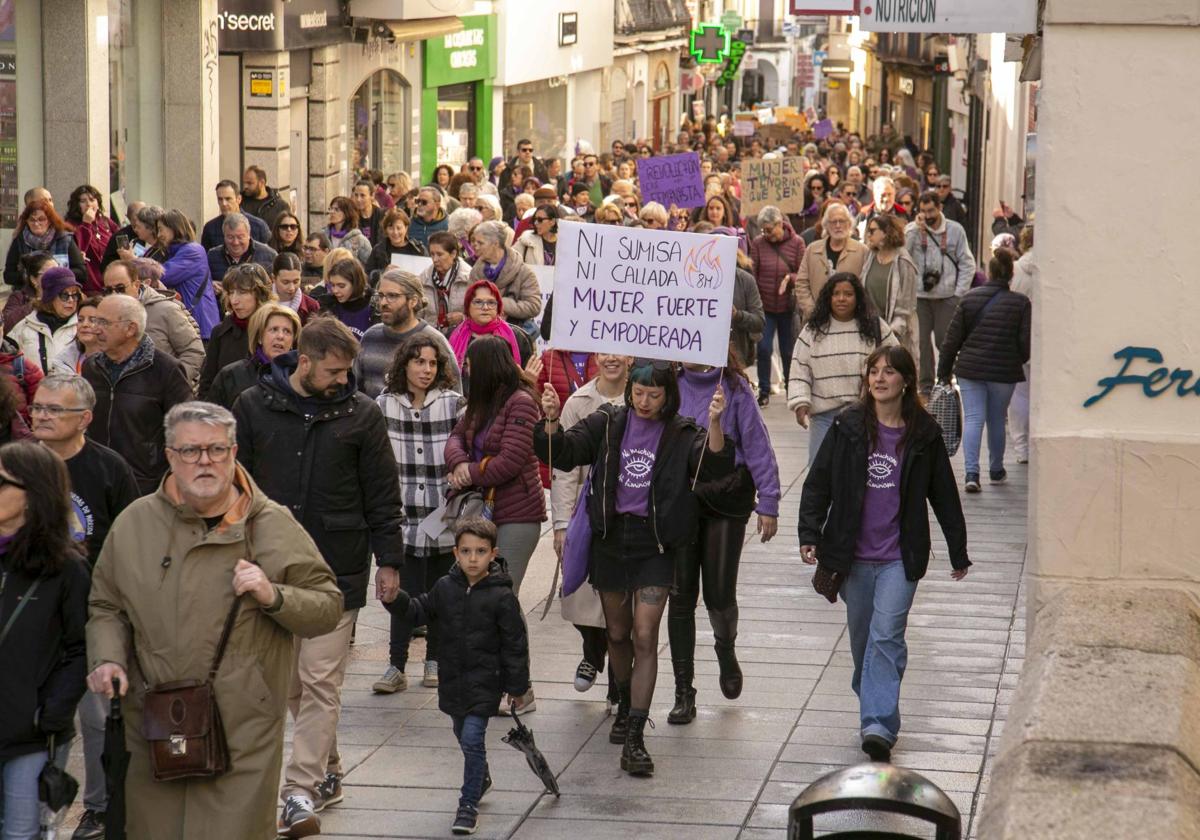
[
  {"left": 92, "top": 317, "right": 131, "bottom": 329},
  {"left": 31, "top": 403, "right": 88, "bottom": 417},
  {"left": 168, "top": 444, "right": 234, "bottom": 464}
]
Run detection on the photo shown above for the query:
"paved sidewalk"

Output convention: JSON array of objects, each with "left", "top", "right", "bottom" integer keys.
[{"left": 315, "top": 399, "right": 1028, "bottom": 839}]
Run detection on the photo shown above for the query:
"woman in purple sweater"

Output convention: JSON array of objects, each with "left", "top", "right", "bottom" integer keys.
[{"left": 669, "top": 347, "right": 782, "bottom": 723}]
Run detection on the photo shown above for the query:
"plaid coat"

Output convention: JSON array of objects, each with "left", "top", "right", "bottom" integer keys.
[{"left": 378, "top": 387, "right": 465, "bottom": 558}]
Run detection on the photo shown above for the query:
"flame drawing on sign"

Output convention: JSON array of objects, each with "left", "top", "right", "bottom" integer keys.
[{"left": 683, "top": 239, "right": 725, "bottom": 290}]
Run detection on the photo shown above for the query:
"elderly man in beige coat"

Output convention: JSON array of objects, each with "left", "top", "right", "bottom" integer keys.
[{"left": 86, "top": 401, "right": 342, "bottom": 840}]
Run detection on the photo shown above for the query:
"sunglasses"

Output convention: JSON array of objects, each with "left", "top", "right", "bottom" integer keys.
[
  {"left": 519, "top": 147, "right": 533, "bottom": 153},
  {"left": 278, "top": 223, "right": 299, "bottom": 230},
  {"left": 58, "top": 291, "right": 82, "bottom": 302},
  {"left": 469, "top": 165, "right": 483, "bottom": 172},
  {"left": 102, "top": 284, "right": 130, "bottom": 296}
]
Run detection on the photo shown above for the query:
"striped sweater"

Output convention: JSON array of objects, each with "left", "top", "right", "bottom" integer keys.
[{"left": 787, "top": 317, "right": 897, "bottom": 414}]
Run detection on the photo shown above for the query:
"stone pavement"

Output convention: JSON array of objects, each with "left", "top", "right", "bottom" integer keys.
[{"left": 314, "top": 399, "right": 1029, "bottom": 840}]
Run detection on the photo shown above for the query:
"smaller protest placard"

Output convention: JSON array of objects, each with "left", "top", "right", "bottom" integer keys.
[
  {"left": 742, "top": 156, "right": 807, "bottom": 216},
  {"left": 550, "top": 223, "right": 737, "bottom": 367},
  {"left": 636, "top": 152, "right": 706, "bottom": 209},
  {"left": 389, "top": 253, "right": 433, "bottom": 276}
]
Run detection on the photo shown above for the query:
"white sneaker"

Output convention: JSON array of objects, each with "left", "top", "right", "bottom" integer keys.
[
  {"left": 423, "top": 660, "right": 439, "bottom": 688},
  {"left": 372, "top": 665, "right": 407, "bottom": 694}
]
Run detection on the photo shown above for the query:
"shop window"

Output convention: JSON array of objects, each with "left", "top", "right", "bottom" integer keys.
[
  {"left": 436, "top": 82, "right": 475, "bottom": 171},
  {"left": 350, "top": 69, "right": 411, "bottom": 178},
  {"left": 503, "top": 80, "right": 567, "bottom": 166}
]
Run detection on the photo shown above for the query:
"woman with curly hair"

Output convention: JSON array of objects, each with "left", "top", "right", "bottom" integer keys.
[
  {"left": 788, "top": 271, "right": 897, "bottom": 466},
  {"left": 3, "top": 199, "right": 87, "bottom": 292},
  {"left": 65, "top": 185, "right": 119, "bottom": 293},
  {"left": 372, "top": 334, "right": 464, "bottom": 695}
]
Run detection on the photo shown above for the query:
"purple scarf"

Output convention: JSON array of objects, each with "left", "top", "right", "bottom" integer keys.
[{"left": 482, "top": 254, "right": 507, "bottom": 282}]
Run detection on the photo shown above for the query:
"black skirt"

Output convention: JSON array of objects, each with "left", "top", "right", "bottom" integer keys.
[{"left": 589, "top": 514, "right": 676, "bottom": 593}]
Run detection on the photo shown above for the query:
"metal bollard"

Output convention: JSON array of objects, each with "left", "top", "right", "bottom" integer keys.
[{"left": 788, "top": 763, "right": 961, "bottom": 840}]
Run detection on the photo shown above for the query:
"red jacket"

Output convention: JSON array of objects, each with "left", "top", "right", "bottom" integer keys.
[
  {"left": 445, "top": 389, "right": 546, "bottom": 526},
  {"left": 535, "top": 350, "right": 598, "bottom": 487},
  {"left": 750, "top": 224, "right": 805, "bottom": 315},
  {"left": 297, "top": 293, "right": 321, "bottom": 325}
]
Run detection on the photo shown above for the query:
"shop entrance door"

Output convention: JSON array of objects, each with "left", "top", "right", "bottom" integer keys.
[{"left": 437, "top": 83, "right": 475, "bottom": 171}]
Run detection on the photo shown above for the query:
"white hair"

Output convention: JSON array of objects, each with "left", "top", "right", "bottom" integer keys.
[
  {"left": 38, "top": 373, "right": 96, "bottom": 410},
  {"left": 756, "top": 206, "right": 784, "bottom": 227},
  {"left": 222, "top": 212, "right": 250, "bottom": 233},
  {"left": 164, "top": 401, "right": 237, "bottom": 447},
  {"left": 105, "top": 294, "right": 148, "bottom": 339},
  {"left": 447, "top": 208, "right": 483, "bottom": 240}
]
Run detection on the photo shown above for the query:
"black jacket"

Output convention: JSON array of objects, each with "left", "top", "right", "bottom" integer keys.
[
  {"left": 0, "top": 552, "right": 91, "bottom": 761},
  {"left": 937, "top": 282, "right": 1031, "bottom": 384},
  {"left": 198, "top": 315, "right": 250, "bottom": 400},
  {"left": 241, "top": 187, "right": 291, "bottom": 230},
  {"left": 83, "top": 337, "right": 194, "bottom": 494},
  {"left": 798, "top": 405, "right": 969, "bottom": 580},
  {"left": 207, "top": 357, "right": 266, "bottom": 410},
  {"left": 4, "top": 231, "right": 87, "bottom": 290},
  {"left": 232, "top": 352, "right": 405, "bottom": 609},
  {"left": 399, "top": 560, "right": 529, "bottom": 718},
  {"left": 533, "top": 404, "right": 733, "bottom": 552}
]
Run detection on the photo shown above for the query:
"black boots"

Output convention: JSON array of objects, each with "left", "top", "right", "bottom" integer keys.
[
  {"left": 621, "top": 712, "right": 654, "bottom": 776},
  {"left": 710, "top": 606, "right": 743, "bottom": 699},
  {"left": 667, "top": 659, "right": 697, "bottom": 725},
  {"left": 609, "top": 681, "right": 631, "bottom": 744}
]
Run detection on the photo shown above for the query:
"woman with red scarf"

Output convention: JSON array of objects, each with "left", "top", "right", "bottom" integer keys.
[{"left": 448, "top": 280, "right": 532, "bottom": 374}]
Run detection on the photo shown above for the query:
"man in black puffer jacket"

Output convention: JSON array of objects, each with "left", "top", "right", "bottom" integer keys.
[
  {"left": 935, "top": 247, "right": 1031, "bottom": 491},
  {"left": 390, "top": 518, "right": 530, "bottom": 836}
]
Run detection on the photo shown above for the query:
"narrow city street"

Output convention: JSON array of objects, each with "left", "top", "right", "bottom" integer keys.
[{"left": 311, "top": 400, "right": 1027, "bottom": 840}]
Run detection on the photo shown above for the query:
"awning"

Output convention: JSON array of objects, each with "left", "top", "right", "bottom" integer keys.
[
  {"left": 820, "top": 58, "right": 852, "bottom": 76},
  {"left": 384, "top": 16, "right": 463, "bottom": 42}
]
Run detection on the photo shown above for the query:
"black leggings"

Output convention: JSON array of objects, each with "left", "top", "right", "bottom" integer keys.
[
  {"left": 668, "top": 516, "right": 747, "bottom": 662},
  {"left": 385, "top": 552, "right": 454, "bottom": 670}
]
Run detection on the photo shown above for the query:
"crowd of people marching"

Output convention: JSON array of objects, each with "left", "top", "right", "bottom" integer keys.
[{"left": 0, "top": 117, "right": 1032, "bottom": 840}]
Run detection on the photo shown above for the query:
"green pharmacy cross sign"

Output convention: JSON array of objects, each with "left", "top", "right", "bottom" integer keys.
[{"left": 690, "top": 24, "right": 730, "bottom": 64}]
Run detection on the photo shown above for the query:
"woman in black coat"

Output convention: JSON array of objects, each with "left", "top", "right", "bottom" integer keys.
[
  {"left": 0, "top": 443, "right": 90, "bottom": 838},
  {"left": 535, "top": 361, "right": 732, "bottom": 776},
  {"left": 207, "top": 303, "right": 300, "bottom": 410},
  {"left": 798, "top": 345, "right": 969, "bottom": 764},
  {"left": 936, "top": 247, "right": 1031, "bottom": 492},
  {"left": 197, "top": 263, "right": 275, "bottom": 400}
]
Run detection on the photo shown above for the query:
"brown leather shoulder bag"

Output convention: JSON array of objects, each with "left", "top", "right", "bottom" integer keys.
[{"left": 142, "top": 523, "right": 254, "bottom": 781}]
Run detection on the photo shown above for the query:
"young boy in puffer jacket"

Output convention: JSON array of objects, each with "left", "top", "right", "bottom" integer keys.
[{"left": 388, "top": 517, "right": 530, "bottom": 836}]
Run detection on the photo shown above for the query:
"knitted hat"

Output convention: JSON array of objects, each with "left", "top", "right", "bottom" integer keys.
[{"left": 40, "top": 266, "right": 81, "bottom": 304}]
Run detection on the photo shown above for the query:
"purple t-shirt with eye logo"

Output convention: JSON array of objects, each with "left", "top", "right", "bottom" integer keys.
[
  {"left": 615, "top": 413, "right": 665, "bottom": 517},
  {"left": 855, "top": 422, "right": 904, "bottom": 563}
]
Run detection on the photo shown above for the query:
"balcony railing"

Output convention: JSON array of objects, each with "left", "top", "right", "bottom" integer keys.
[
  {"left": 743, "top": 17, "right": 787, "bottom": 43},
  {"left": 615, "top": 0, "right": 692, "bottom": 36}
]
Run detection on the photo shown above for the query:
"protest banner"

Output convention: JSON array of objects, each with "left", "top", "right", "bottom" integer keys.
[
  {"left": 636, "top": 152, "right": 706, "bottom": 209},
  {"left": 389, "top": 253, "right": 433, "bottom": 276},
  {"left": 550, "top": 223, "right": 737, "bottom": 367},
  {"left": 742, "top": 156, "right": 807, "bottom": 216}
]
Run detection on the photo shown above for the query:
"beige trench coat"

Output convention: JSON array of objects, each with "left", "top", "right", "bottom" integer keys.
[
  {"left": 87, "top": 466, "right": 343, "bottom": 840},
  {"left": 795, "top": 236, "right": 869, "bottom": 321}
]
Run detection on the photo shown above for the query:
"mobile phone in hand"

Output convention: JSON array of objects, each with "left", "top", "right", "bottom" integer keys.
[{"left": 116, "top": 234, "right": 130, "bottom": 250}]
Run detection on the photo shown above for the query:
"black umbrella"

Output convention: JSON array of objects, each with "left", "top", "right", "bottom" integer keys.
[
  {"left": 102, "top": 680, "right": 130, "bottom": 839},
  {"left": 501, "top": 706, "right": 559, "bottom": 797}
]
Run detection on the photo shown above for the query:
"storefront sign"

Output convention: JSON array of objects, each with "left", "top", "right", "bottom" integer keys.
[
  {"left": 559, "top": 12, "right": 578, "bottom": 46},
  {"left": 217, "top": 0, "right": 346, "bottom": 51},
  {"left": 859, "top": 0, "right": 1038, "bottom": 34},
  {"left": 249, "top": 70, "right": 273, "bottom": 97},
  {"left": 0, "top": 54, "right": 13, "bottom": 75},
  {"left": 716, "top": 39, "right": 748, "bottom": 88},
  {"left": 742, "top": 157, "right": 807, "bottom": 216},
  {"left": 791, "top": 1, "right": 857, "bottom": 13},
  {"left": 689, "top": 24, "right": 730, "bottom": 65},
  {"left": 550, "top": 225, "right": 737, "bottom": 367},
  {"left": 424, "top": 15, "right": 496, "bottom": 88},
  {"left": 637, "top": 153, "right": 706, "bottom": 210},
  {"left": 1083, "top": 347, "right": 1200, "bottom": 407}
]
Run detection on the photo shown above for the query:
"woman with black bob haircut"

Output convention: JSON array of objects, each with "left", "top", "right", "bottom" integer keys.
[
  {"left": 797, "top": 345, "right": 969, "bottom": 765},
  {"left": 535, "top": 360, "right": 733, "bottom": 778},
  {"left": 0, "top": 442, "right": 91, "bottom": 837}
]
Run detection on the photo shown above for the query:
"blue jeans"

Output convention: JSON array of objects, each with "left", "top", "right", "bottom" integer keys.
[
  {"left": 807, "top": 409, "right": 838, "bottom": 468},
  {"left": 0, "top": 743, "right": 69, "bottom": 840},
  {"left": 451, "top": 715, "right": 489, "bottom": 811},
  {"left": 756, "top": 311, "right": 796, "bottom": 398},
  {"left": 841, "top": 560, "right": 918, "bottom": 745},
  {"left": 958, "top": 378, "right": 1016, "bottom": 476}
]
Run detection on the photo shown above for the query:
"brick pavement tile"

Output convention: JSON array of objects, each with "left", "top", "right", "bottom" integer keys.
[
  {"left": 511, "top": 819, "right": 740, "bottom": 839},
  {"left": 527, "top": 793, "right": 752, "bottom": 825}
]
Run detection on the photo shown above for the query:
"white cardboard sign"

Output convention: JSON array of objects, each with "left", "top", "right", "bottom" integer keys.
[
  {"left": 389, "top": 253, "right": 434, "bottom": 275},
  {"left": 550, "top": 224, "right": 737, "bottom": 366}
]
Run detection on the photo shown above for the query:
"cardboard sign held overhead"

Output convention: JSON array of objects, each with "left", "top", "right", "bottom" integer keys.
[
  {"left": 636, "top": 152, "right": 706, "bottom": 209},
  {"left": 550, "top": 224, "right": 737, "bottom": 367},
  {"left": 742, "top": 157, "right": 808, "bottom": 217}
]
